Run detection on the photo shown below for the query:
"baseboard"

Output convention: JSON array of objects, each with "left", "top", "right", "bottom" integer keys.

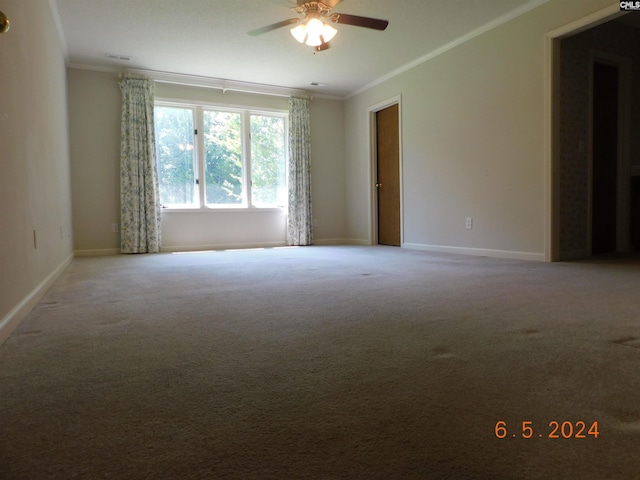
[
  {"left": 0, "top": 253, "right": 74, "bottom": 346},
  {"left": 341, "top": 238, "right": 371, "bottom": 246},
  {"left": 403, "top": 243, "right": 545, "bottom": 262},
  {"left": 74, "top": 248, "right": 120, "bottom": 257},
  {"left": 163, "top": 239, "right": 371, "bottom": 251},
  {"left": 161, "top": 241, "right": 287, "bottom": 252},
  {"left": 313, "top": 238, "right": 370, "bottom": 246}
]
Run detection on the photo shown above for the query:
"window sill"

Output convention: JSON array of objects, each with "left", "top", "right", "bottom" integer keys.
[{"left": 160, "top": 207, "right": 286, "bottom": 214}]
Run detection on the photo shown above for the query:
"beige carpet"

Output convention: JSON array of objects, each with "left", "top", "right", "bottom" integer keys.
[{"left": 1, "top": 246, "right": 639, "bottom": 479}]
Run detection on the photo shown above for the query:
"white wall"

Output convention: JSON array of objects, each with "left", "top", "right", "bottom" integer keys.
[
  {"left": 67, "top": 70, "right": 347, "bottom": 254},
  {"left": 344, "top": 0, "right": 616, "bottom": 261},
  {"left": 309, "top": 96, "right": 347, "bottom": 243},
  {"left": 68, "top": 69, "right": 122, "bottom": 254},
  {"left": 161, "top": 210, "right": 287, "bottom": 251},
  {"left": 0, "top": 0, "right": 74, "bottom": 343}
]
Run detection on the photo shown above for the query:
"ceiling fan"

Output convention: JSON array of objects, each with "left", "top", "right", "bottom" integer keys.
[{"left": 248, "top": 0, "right": 389, "bottom": 52}]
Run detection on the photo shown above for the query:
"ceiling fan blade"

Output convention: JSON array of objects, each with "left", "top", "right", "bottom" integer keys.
[
  {"left": 248, "top": 18, "right": 299, "bottom": 36},
  {"left": 333, "top": 13, "right": 389, "bottom": 31}
]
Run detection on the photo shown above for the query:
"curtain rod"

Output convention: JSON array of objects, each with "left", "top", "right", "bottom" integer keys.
[{"left": 118, "top": 68, "right": 309, "bottom": 99}]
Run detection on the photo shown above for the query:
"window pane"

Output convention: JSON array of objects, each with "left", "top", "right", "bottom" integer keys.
[
  {"left": 154, "top": 106, "right": 196, "bottom": 207},
  {"left": 251, "top": 115, "right": 286, "bottom": 207},
  {"left": 203, "top": 111, "right": 243, "bottom": 205}
]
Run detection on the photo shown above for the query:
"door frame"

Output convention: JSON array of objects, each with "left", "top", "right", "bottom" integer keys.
[
  {"left": 588, "top": 51, "right": 632, "bottom": 254},
  {"left": 368, "top": 95, "right": 403, "bottom": 246},
  {"left": 545, "top": 3, "right": 629, "bottom": 261}
]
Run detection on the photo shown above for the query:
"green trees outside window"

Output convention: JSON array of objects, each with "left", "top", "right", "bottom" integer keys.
[
  {"left": 154, "top": 106, "right": 196, "bottom": 206},
  {"left": 203, "top": 111, "right": 242, "bottom": 205},
  {"left": 154, "top": 104, "right": 286, "bottom": 209},
  {"left": 251, "top": 115, "right": 286, "bottom": 207}
]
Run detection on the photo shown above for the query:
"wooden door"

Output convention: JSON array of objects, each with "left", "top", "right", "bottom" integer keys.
[{"left": 376, "top": 104, "right": 400, "bottom": 246}]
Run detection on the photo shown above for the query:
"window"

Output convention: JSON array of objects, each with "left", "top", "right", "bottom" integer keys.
[
  {"left": 154, "top": 103, "right": 287, "bottom": 209},
  {"left": 155, "top": 106, "right": 197, "bottom": 206}
]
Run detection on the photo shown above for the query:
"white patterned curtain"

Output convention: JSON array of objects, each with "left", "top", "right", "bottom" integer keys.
[
  {"left": 287, "top": 96, "right": 313, "bottom": 246},
  {"left": 119, "top": 74, "right": 161, "bottom": 253}
]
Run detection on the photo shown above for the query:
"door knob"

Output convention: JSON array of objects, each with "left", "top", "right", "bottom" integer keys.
[
  {"left": 0, "top": 12, "right": 9, "bottom": 34},
  {"left": 375, "top": 183, "right": 382, "bottom": 188}
]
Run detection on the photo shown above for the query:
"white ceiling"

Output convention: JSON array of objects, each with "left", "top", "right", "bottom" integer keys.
[{"left": 53, "top": 0, "right": 543, "bottom": 97}]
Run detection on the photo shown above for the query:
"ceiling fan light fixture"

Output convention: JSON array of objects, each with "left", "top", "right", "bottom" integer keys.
[
  {"left": 319, "top": 22, "right": 337, "bottom": 43},
  {"left": 290, "top": 18, "right": 337, "bottom": 47},
  {"left": 290, "top": 24, "right": 307, "bottom": 43},
  {"left": 251, "top": 1, "right": 388, "bottom": 53}
]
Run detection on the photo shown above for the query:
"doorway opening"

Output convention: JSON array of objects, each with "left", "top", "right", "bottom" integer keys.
[
  {"left": 589, "top": 54, "right": 632, "bottom": 256},
  {"left": 547, "top": 6, "right": 635, "bottom": 261},
  {"left": 591, "top": 61, "right": 619, "bottom": 254}
]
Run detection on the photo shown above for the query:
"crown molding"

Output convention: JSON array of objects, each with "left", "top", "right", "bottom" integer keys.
[{"left": 66, "top": 63, "right": 310, "bottom": 98}]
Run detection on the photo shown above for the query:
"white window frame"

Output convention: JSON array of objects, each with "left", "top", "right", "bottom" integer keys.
[{"left": 155, "top": 98, "right": 288, "bottom": 212}]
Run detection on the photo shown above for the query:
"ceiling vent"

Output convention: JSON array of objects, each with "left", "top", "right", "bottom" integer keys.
[{"left": 105, "top": 53, "right": 132, "bottom": 61}]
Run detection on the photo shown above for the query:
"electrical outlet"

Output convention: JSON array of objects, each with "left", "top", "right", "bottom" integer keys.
[
  {"left": 112, "top": 223, "right": 119, "bottom": 233},
  {"left": 465, "top": 217, "right": 473, "bottom": 230}
]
